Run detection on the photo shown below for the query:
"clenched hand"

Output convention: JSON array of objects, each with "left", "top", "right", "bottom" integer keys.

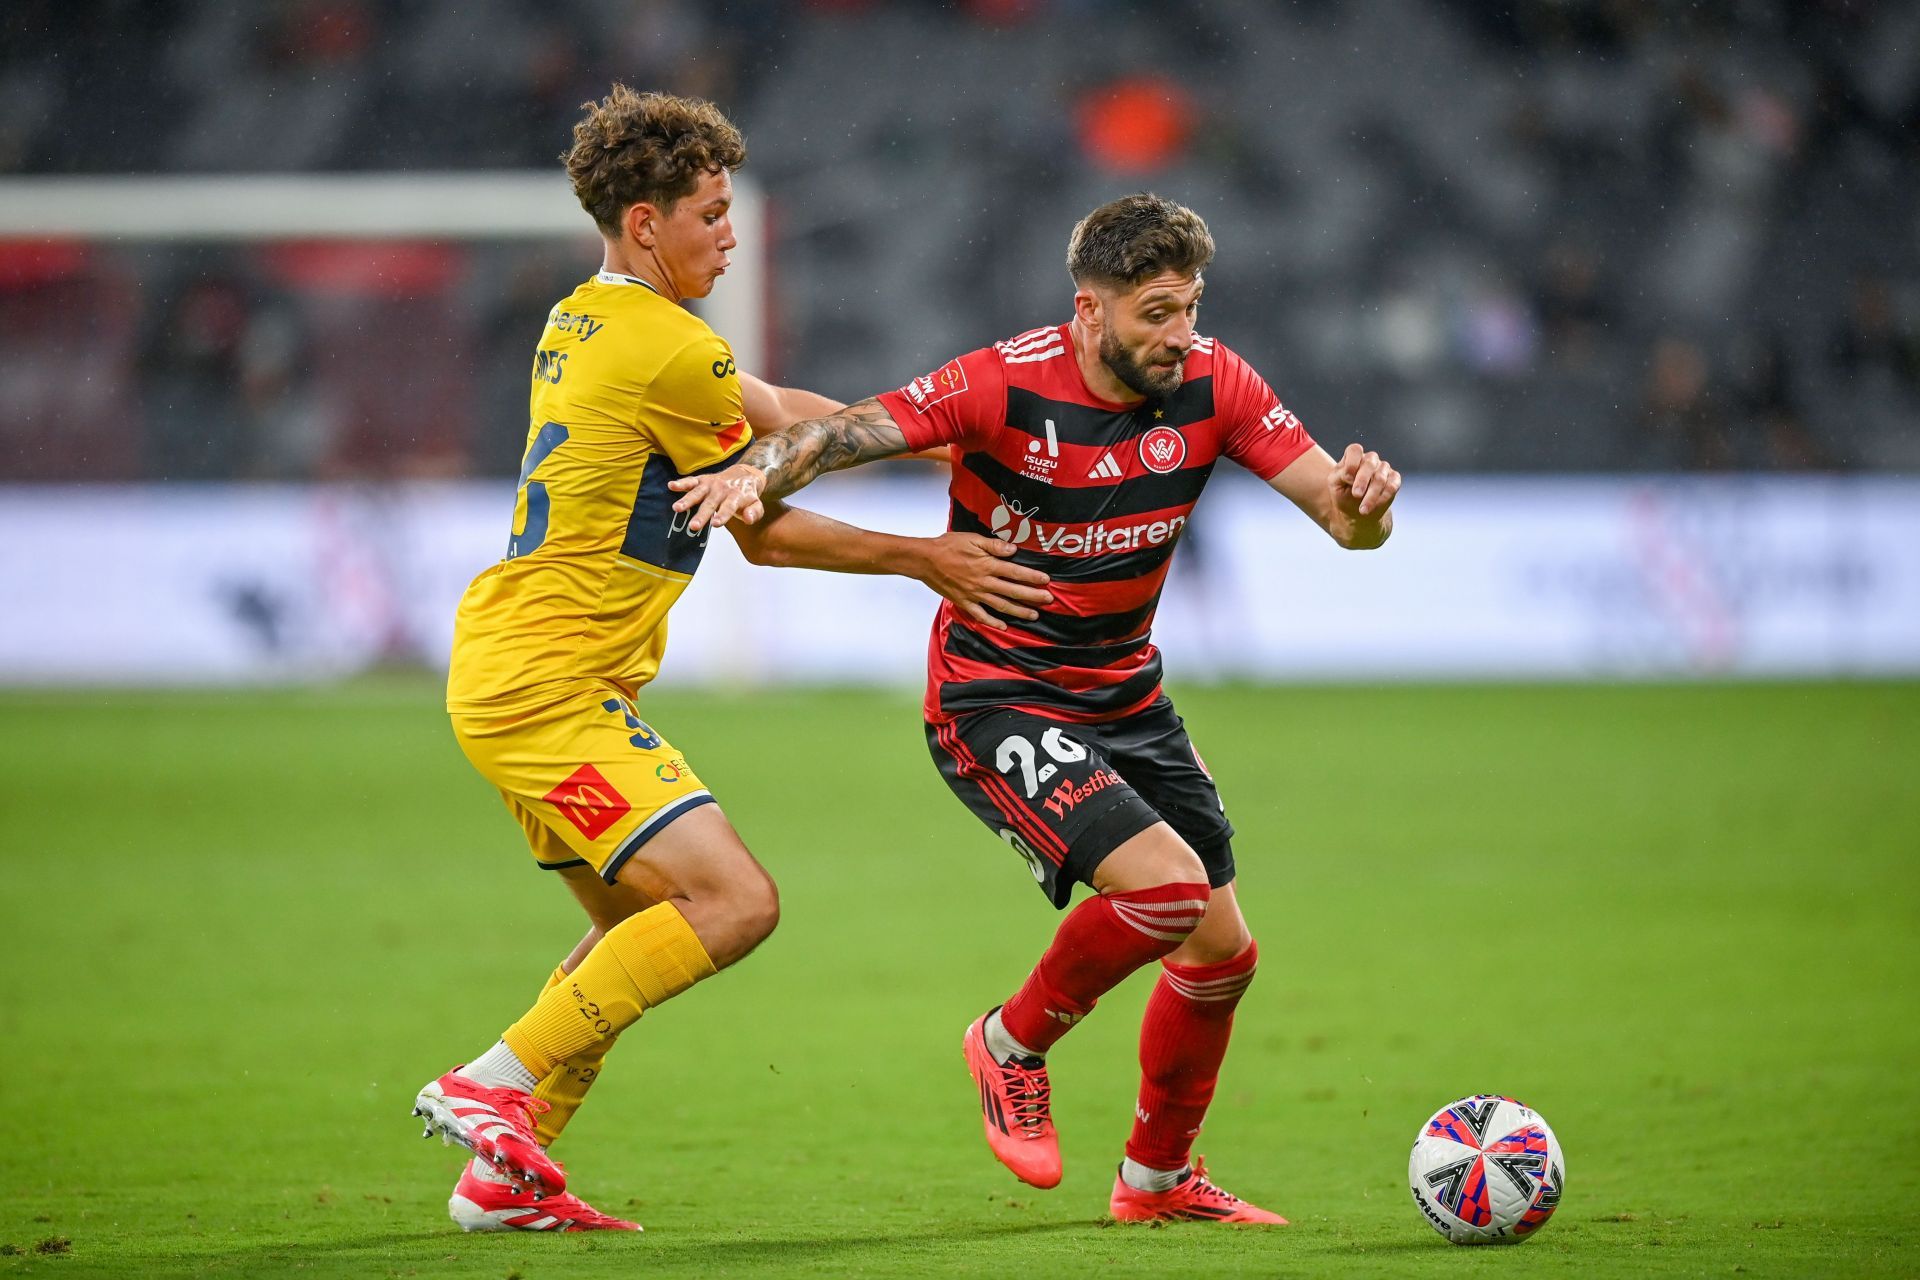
[{"left": 1329, "top": 443, "right": 1400, "bottom": 518}]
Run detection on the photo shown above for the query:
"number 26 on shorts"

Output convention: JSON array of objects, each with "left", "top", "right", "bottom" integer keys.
[{"left": 994, "top": 727, "right": 1088, "bottom": 798}]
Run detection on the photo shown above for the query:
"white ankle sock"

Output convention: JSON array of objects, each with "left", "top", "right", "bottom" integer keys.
[
  {"left": 457, "top": 1040, "right": 539, "bottom": 1094},
  {"left": 1120, "top": 1157, "right": 1188, "bottom": 1193},
  {"left": 984, "top": 1008, "right": 1042, "bottom": 1065}
]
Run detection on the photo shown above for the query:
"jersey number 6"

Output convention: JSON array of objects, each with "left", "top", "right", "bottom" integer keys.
[{"left": 507, "top": 421, "right": 569, "bottom": 560}]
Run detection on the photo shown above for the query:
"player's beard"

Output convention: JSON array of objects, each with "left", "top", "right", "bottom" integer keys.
[{"left": 1100, "top": 328, "right": 1186, "bottom": 399}]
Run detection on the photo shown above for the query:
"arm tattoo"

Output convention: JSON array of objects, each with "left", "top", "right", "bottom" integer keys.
[{"left": 736, "top": 397, "right": 909, "bottom": 499}]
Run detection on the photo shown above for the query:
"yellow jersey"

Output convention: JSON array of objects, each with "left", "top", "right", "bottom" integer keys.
[{"left": 447, "top": 271, "right": 751, "bottom": 710}]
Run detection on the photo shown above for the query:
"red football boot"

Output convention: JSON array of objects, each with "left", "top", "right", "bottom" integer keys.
[
  {"left": 448, "top": 1159, "right": 641, "bottom": 1232},
  {"left": 413, "top": 1068, "right": 566, "bottom": 1197},
  {"left": 1109, "top": 1157, "right": 1288, "bottom": 1224},
  {"left": 962, "top": 1011, "right": 1062, "bottom": 1189}
]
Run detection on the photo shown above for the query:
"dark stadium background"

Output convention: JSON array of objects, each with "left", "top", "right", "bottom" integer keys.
[
  {"left": 3, "top": 0, "right": 1917, "bottom": 480},
  {"left": 1, "top": 4, "right": 1915, "bottom": 1278}
]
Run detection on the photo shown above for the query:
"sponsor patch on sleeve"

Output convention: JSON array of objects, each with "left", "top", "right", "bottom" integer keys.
[
  {"left": 1261, "top": 402, "right": 1302, "bottom": 434},
  {"left": 899, "top": 358, "right": 969, "bottom": 412}
]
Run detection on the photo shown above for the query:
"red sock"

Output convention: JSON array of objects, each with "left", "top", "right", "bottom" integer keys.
[
  {"left": 998, "top": 882, "right": 1212, "bottom": 1056},
  {"left": 1126, "top": 940, "right": 1259, "bottom": 1171}
]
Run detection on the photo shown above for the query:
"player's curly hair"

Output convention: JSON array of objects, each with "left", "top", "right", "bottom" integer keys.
[
  {"left": 565, "top": 84, "right": 747, "bottom": 234},
  {"left": 1066, "top": 193, "right": 1215, "bottom": 289}
]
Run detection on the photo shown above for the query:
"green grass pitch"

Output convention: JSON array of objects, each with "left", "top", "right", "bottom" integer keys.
[{"left": 1, "top": 680, "right": 1915, "bottom": 1278}]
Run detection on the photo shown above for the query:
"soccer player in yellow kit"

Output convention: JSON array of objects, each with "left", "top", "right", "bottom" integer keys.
[{"left": 409, "top": 86, "right": 1051, "bottom": 1233}]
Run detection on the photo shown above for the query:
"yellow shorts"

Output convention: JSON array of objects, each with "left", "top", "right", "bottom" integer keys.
[{"left": 450, "top": 681, "right": 714, "bottom": 883}]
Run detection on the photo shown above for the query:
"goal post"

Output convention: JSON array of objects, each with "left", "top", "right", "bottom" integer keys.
[{"left": 0, "top": 171, "right": 768, "bottom": 375}]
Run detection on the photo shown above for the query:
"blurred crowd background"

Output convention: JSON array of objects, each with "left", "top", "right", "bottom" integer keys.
[{"left": 2, "top": 0, "right": 1917, "bottom": 483}]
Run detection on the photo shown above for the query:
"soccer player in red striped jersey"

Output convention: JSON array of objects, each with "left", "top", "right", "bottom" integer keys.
[{"left": 671, "top": 193, "right": 1401, "bottom": 1224}]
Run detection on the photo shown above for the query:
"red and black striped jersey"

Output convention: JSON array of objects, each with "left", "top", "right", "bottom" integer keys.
[{"left": 876, "top": 323, "right": 1315, "bottom": 726}]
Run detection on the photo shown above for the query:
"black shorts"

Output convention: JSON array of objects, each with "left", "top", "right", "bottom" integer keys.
[{"left": 926, "top": 695, "right": 1235, "bottom": 908}]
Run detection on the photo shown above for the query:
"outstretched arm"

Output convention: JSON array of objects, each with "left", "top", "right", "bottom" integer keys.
[
  {"left": 669, "top": 397, "right": 909, "bottom": 531},
  {"left": 739, "top": 372, "right": 844, "bottom": 433},
  {"left": 742, "top": 374, "right": 948, "bottom": 464},
  {"left": 727, "top": 499, "right": 1051, "bottom": 629}
]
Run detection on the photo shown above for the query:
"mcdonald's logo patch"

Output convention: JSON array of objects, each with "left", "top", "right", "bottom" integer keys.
[
  {"left": 545, "top": 764, "right": 631, "bottom": 840},
  {"left": 900, "top": 358, "right": 969, "bottom": 411}
]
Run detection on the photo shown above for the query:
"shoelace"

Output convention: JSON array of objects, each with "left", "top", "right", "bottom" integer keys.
[
  {"left": 1185, "top": 1157, "right": 1244, "bottom": 1205},
  {"left": 476, "top": 1086, "right": 552, "bottom": 1133},
  {"left": 998, "top": 1058, "right": 1053, "bottom": 1136}
]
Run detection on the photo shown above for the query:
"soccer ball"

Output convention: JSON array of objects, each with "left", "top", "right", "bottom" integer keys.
[{"left": 1408, "top": 1095, "right": 1565, "bottom": 1244}]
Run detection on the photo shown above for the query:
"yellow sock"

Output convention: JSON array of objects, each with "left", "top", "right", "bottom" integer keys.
[
  {"left": 531, "top": 965, "right": 612, "bottom": 1148},
  {"left": 502, "top": 902, "right": 715, "bottom": 1079}
]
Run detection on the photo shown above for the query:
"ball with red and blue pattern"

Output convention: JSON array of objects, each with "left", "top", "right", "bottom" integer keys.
[{"left": 1408, "top": 1094, "right": 1566, "bottom": 1244}]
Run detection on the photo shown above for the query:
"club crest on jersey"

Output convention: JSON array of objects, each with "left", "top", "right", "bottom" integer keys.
[
  {"left": 1138, "top": 425, "right": 1187, "bottom": 473},
  {"left": 901, "top": 358, "right": 968, "bottom": 411}
]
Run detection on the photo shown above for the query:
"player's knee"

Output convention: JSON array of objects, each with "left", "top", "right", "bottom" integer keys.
[
  {"left": 724, "top": 868, "right": 782, "bottom": 959},
  {"left": 1139, "top": 847, "right": 1209, "bottom": 899},
  {"left": 677, "top": 863, "right": 780, "bottom": 969},
  {"left": 743, "top": 871, "right": 780, "bottom": 944},
  {"left": 1175, "top": 929, "right": 1254, "bottom": 969},
  {"left": 1169, "top": 847, "right": 1210, "bottom": 890},
  {"left": 1096, "top": 826, "right": 1209, "bottom": 895}
]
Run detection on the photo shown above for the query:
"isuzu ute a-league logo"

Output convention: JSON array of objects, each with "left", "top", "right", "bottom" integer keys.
[
  {"left": 1138, "top": 425, "right": 1186, "bottom": 473},
  {"left": 1022, "top": 419, "right": 1061, "bottom": 483}
]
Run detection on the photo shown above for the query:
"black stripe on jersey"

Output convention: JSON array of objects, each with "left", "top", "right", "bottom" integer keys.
[
  {"left": 944, "top": 621, "right": 1151, "bottom": 676},
  {"left": 1004, "top": 376, "right": 1216, "bottom": 441},
  {"left": 937, "top": 657, "right": 1166, "bottom": 719},
  {"left": 1021, "top": 597, "right": 1162, "bottom": 647},
  {"left": 950, "top": 505, "right": 1181, "bottom": 584},
  {"left": 962, "top": 452, "right": 1216, "bottom": 526}
]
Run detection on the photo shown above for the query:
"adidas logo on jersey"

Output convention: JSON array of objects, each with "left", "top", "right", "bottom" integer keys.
[{"left": 1087, "top": 452, "right": 1124, "bottom": 480}]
